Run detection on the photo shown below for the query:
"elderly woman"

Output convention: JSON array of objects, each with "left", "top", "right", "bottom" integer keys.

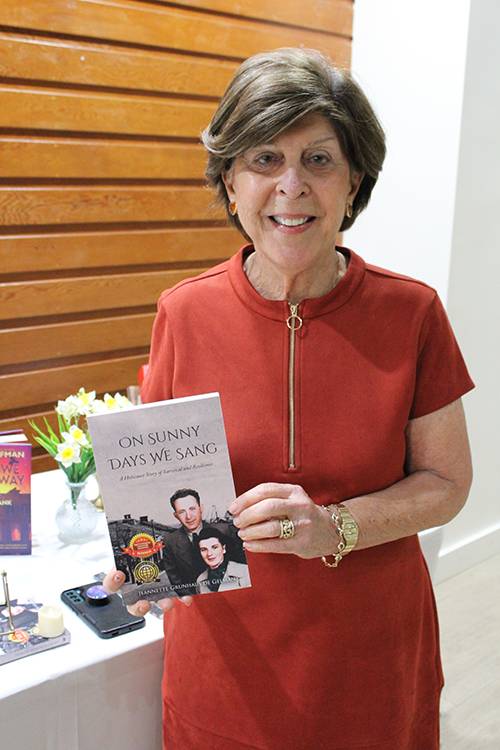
[{"left": 105, "top": 48, "right": 473, "bottom": 749}]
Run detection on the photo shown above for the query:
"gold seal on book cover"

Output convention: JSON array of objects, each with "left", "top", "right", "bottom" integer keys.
[
  {"left": 134, "top": 561, "right": 160, "bottom": 583},
  {"left": 122, "top": 533, "right": 163, "bottom": 558}
]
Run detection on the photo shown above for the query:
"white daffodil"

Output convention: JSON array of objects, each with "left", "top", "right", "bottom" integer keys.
[
  {"left": 32, "top": 387, "right": 131, "bottom": 484},
  {"left": 88, "top": 399, "right": 106, "bottom": 415},
  {"left": 56, "top": 395, "right": 79, "bottom": 420},
  {"left": 75, "top": 388, "right": 97, "bottom": 416},
  {"left": 61, "top": 425, "right": 89, "bottom": 447},
  {"left": 89, "top": 399, "right": 106, "bottom": 414},
  {"left": 55, "top": 441, "right": 82, "bottom": 468},
  {"left": 103, "top": 392, "right": 131, "bottom": 411}
]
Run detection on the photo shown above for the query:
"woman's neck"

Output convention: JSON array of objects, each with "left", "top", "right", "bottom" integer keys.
[{"left": 243, "top": 249, "right": 347, "bottom": 304}]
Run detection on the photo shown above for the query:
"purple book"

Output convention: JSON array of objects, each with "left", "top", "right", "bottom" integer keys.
[{"left": 0, "top": 432, "right": 32, "bottom": 555}]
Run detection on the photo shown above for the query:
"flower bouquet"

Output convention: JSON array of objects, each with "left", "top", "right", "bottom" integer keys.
[
  {"left": 30, "top": 388, "right": 132, "bottom": 543},
  {"left": 30, "top": 388, "right": 131, "bottom": 487}
]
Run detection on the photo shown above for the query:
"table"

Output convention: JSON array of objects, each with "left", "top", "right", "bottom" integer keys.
[
  {"left": 0, "top": 470, "right": 165, "bottom": 750},
  {"left": 1, "top": 471, "right": 444, "bottom": 750}
]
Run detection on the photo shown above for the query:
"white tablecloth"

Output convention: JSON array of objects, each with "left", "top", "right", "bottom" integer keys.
[
  {"left": 0, "top": 471, "right": 164, "bottom": 750},
  {"left": 1, "top": 471, "right": 444, "bottom": 750}
]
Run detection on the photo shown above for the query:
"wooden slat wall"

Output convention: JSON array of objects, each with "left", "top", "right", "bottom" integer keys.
[{"left": 0, "top": 0, "right": 353, "bottom": 472}]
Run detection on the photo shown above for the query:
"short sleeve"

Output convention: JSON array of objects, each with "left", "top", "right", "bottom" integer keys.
[
  {"left": 141, "top": 295, "right": 174, "bottom": 404},
  {"left": 410, "top": 294, "right": 474, "bottom": 419}
]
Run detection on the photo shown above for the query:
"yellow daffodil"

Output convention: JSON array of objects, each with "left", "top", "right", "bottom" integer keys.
[
  {"left": 75, "top": 388, "right": 97, "bottom": 416},
  {"left": 62, "top": 425, "right": 90, "bottom": 447},
  {"left": 55, "top": 441, "right": 82, "bottom": 468},
  {"left": 103, "top": 392, "right": 131, "bottom": 411}
]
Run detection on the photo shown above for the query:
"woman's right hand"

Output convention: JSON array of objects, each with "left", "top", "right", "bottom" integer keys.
[{"left": 102, "top": 568, "right": 193, "bottom": 617}]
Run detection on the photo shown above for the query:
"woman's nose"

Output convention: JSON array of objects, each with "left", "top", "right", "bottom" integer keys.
[{"left": 276, "top": 166, "right": 309, "bottom": 198}]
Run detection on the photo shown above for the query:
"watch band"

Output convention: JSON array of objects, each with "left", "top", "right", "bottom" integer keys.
[
  {"left": 321, "top": 503, "right": 359, "bottom": 568},
  {"left": 336, "top": 504, "right": 359, "bottom": 555}
]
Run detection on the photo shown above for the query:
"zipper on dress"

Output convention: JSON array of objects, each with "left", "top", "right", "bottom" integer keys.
[{"left": 286, "top": 303, "right": 303, "bottom": 469}]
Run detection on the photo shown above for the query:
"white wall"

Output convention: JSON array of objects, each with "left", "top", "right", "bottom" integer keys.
[
  {"left": 348, "top": 0, "right": 500, "bottom": 582},
  {"left": 348, "top": 0, "right": 470, "bottom": 301},
  {"left": 439, "top": 0, "right": 500, "bottom": 580}
]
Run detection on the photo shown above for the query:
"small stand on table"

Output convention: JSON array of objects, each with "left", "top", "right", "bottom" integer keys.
[{"left": 0, "top": 571, "right": 15, "bottom": 637}]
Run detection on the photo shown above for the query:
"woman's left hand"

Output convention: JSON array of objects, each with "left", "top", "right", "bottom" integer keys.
[{"left": 229, "top": 483, "right": 340, "bottom": 559}]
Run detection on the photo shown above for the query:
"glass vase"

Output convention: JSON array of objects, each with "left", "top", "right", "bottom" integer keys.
[{"left": 55, "top": 477, "right": 99, "bottom": 543}]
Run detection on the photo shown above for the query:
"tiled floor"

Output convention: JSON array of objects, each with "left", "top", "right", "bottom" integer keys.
[{"left": 436, "top": 553, "right": 500, "bottom": 748}]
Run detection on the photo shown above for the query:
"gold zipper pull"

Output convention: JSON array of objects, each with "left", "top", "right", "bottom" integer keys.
[{"left": 287, "top": 304, "right": 303, "bottom": 331}]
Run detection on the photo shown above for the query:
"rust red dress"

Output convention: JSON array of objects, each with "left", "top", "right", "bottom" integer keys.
[{"left": 142, "top": 246, "right": 474, "bottom": 750}]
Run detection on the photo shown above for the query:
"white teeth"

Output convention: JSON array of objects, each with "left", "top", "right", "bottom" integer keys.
[{"left": 273, "top": 216, "right": 310, "bottom": 227}]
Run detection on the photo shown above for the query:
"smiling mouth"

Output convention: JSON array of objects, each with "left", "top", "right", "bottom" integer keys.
[{"left": 271, "top": 216, "right": 314, "bottom": 227}]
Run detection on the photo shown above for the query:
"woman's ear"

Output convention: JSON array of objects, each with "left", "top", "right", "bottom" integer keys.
[
  {"left": 222, "top": 168, "right": 236, "bottom": 203},
  {"left": 348, "top": 171, "right": 364, "bottom": 201}
]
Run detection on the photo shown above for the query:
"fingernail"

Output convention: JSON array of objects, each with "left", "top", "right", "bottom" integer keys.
[
  {"left": 229, "top": 501, "right": 238, "bottom": 514},
  {"left": 114, "top": 571, "right": 124, "bottom": 583}
]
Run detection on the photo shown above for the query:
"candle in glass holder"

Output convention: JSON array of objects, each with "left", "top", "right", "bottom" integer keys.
[{"left": 38, "top": 605, "right": 65, "bottom": 638}]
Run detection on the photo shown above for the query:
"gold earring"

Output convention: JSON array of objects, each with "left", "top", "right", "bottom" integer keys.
[
  {"left": 345, "top": 204, "right": 353, "bottom": 219},
  {"left": 229, "top": 202, "right": 238, "bottom": 216}
]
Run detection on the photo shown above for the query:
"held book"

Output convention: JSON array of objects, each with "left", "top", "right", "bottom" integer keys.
[
  {"left": 0, "top": 431, "right": 32, "bottom": 556},
  {"left": 88, "top": 393, "right": 250, "bottom": 605},
  {"left": 0, "top": 600, "right": 71, "bottom": 666}
]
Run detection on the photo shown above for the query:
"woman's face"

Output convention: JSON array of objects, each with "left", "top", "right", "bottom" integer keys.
[
  {"left": 199, "top": 537, "right": 226, "bottom": 569},
  {"left": 222, "top": 113, "right": 363, "bottom": 275}
]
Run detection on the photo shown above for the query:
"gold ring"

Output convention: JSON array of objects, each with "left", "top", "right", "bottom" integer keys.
[{"left": 279, "top": 518, "right": 295, "bottom": 539}]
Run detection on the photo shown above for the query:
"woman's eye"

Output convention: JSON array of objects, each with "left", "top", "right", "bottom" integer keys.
[
  {"left": 308, "top": 153, "right": 330, "bottom": 166},
  {"left": 253, "top": 153, "right": 279, "bottom": 168}
]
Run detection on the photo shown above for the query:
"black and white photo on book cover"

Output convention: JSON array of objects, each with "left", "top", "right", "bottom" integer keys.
[{"left": 88, "top": 393, "right": 250, "bottom": 605}]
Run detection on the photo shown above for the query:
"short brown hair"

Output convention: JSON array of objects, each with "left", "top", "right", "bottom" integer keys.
[
  {"left": 170, "top": 488, "right": 200, "bottom": 512},
  {"left": 202, "top": 48, "right": 386, "bottom": 232}
]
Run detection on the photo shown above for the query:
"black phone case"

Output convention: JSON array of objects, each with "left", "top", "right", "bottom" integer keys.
[{"left": 61, "top": 583, "right": 146, "bottom": 639}]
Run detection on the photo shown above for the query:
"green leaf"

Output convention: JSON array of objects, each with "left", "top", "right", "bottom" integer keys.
[{"left": 29, "top": 419, "right": 59, "bottom": 458}]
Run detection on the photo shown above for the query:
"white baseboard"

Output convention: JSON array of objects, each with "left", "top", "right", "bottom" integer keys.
[
  {"left": 434, "top": 524, "right": 500, "bottom": 584},
  {"left": 419, "top": 527, "right": 444, "bottom": 583}
]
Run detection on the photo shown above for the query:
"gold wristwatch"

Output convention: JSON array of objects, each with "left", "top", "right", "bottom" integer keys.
[
  {"left": 322, "top": 503, "right": 359, "bottom": 568},
  {"left": 336, "top": 504, "right": 359, "bottom": 554}
]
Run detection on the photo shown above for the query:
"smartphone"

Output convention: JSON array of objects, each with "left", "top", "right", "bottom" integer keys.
[{"left": 60, "top": 583, "right": 145, "bottom": 639}]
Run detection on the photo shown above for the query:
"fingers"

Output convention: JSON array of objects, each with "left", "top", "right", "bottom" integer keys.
[
  {"left": 242, "top": 536, "right": 295, "bottom": 555},
  {"left": 233, "top": 485, "right": 302, "bottom": 534},
  {"left": 230, "top": 483, "right": 295, "bottom": 516},
  {"left": 229, "top": 483, "right": 339, "bottom": 559},
  {"left": 103, "top": 569, "right": 151, "bottom": 616},
  {"left": 237, "top": 518, "right": 282, "bottom": 542},
  {"left": 233, "top": 491, "right": 290, "bottom": 527},
  {"left": 233, "top": 485, "right": 302, "bottom": 553},
  {"left": 127, "top": 594, "right": 193, "bottom": 617},
  {"left": 103, "top": 567, "right": 125, "bottom": 594},
  {"left": 128, "top": 600, "right": 152, "bottom": 617},
  {"left": 103, "top": 568, "right": 194, "bottom": 615},
  {"left": 152, "top": 595, "right": 194, "bottom": 613}
]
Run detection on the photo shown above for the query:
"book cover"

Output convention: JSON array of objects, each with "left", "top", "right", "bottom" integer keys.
[
  {"left": 88, "top": 393, "right": 250, "bottom": 604},
  {"left": 0, "top": 432, "right": 32, "bottom": 556},
  {"left": 0, "top": 600, "right": 71, "bottom": 666}
]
